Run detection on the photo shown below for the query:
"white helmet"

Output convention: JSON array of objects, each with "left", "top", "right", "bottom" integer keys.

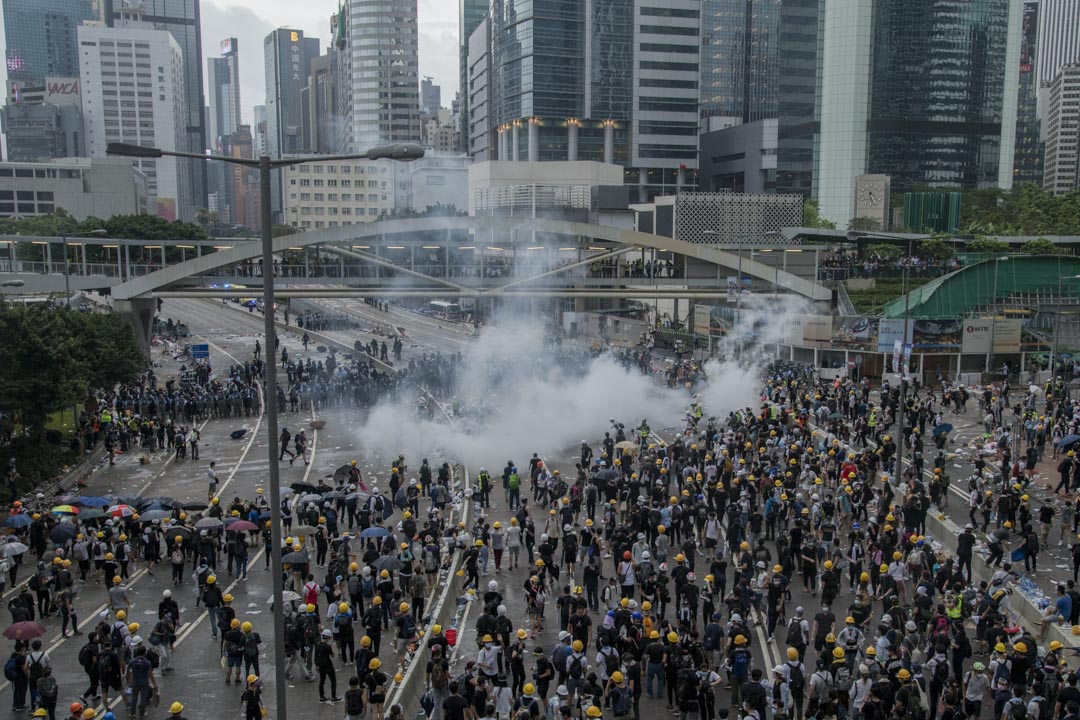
[
  {"left": 480, "top": 467, "right": 486, "bottom": 472},
  {"left": 642, "top": 551, "right": 651, "bottom": 560},
  {"left": 488, "top": 580, "right": 498, "bottom": 592},
  {"left": 540, "top": 533, "right": 549, "bottom": 542},
  {"left": 163, "top": 589, "right": 172, "bottom": 599},
  {"left": 564, "top": 524, "right": 572, "bottom": 532},
  {"left": 497, "top": 604, "right": 507, "bottom": 616}
]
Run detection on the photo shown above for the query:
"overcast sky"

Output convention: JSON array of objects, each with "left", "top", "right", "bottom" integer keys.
[{"left": 0, "top": 0, "right": 460, "bottom": 138}]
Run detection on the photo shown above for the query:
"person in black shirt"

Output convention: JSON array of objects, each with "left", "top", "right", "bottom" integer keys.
[
  {"left": 344, "top": 676, "right": 365, "bottom": 720},
  {"left": 315, "top": 630, "right": 340, "bottom": 703},
  {"left": 442, "top": 682, "right": 471, "bottom": 720}
]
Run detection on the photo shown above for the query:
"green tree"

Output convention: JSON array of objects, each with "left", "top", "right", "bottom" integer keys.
[
  {"left": 917, "top": 238, "right": 954, "bottom": 260},
  {"left": 848, "top": 216, "right": 883, "bottom": 232},
  {"left": 0, "top": 304, "right": 142, "bottom": 437},
  {"left": 272, "top": 225, "right": 299, "bottom": 237},
  {"left": 866, "top": 243, "right": 903, "bottom": 260},
  {"left": 967, "top": 236, "right": 1010, "bottom": 254},
  {"left": 1019, "top": 237, "right": 1062, "bottom": 255},
  {"left": 802, "top": 199, "right": 836, "bottom": 229}
]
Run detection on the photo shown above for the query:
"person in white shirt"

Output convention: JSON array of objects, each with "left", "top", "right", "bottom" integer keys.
[{"left": 849, "top": 664, "right": 873, "bottom": 720}]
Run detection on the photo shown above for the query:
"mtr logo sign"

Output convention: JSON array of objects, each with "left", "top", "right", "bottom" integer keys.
[{"left": 965, "top": 322, "right": 991, "bottom": 335}]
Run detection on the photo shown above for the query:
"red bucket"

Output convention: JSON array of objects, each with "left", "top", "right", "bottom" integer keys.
[{"left": 445, "top": 628, "right": 458, "bottom": 647}]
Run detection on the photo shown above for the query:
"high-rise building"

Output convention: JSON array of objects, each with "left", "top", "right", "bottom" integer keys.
[
  {"left": 630, "top": 0, "right": 701, "bottom": 187},
  {"left": 458, "top": 0, "right": 488, "bottom": 153},
  {"left": 301, "top": 54, "right": 335, "bottom": 155},
  {"left": 332, "top": 0, "right": 421, "bottom": 153},
  {"left": 1043, "top": 64, "right": 1080, "bottom": 194},
  {"left": 78, "top": 22, "right": 190, "bottom": 220},
  {"left": 1014, "top": 0, "right": 1044, "bottom": 186},
  {"left": 103, "top": 0, "right": 206, "bottom": 211},
  {"left": 699, "top": 0, "right": 781, "bottom": 126},
  {"left": 1036, "top": 0, "right": 1080, "bottom": 89},
  {"left": 421, "top": 77, "right": 441, "bottom": 117},
  {"left": 1, "top": 78, "right": 86, "bottom": 162},
  {"left": 466, "top": 17, "right": 491, "bottom": 160},
  {"left": 3, "top": 0, "right": 96, "bottom": 89},
  {"left": 810, "top": 0, "right": 1021, "bottom": 225},
  {"left": 224, "top": 125, "right": 260, "bottom": 230},
  {"left": 253, "top": 105, "right": 268, "bottom": 157},
  {"left": 775, "top": 0, "right": 822, "bottom": 198},
  {"left": 485, "top": 0, "right": 687, "bottom": 199},
  {"left": 208, "top": 38, "right": 241, "bottom": 153},
  {"left": 264, "top": 27, "right": 320, "bottom": 221}
]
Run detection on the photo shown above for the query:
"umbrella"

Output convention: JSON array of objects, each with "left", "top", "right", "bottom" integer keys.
[
  {"left": 828, "top": 412, "right": 845, "bottom": 420},
  {"left": 290, "top": 482, "right": 317, "bottom": 494},
  {"left": 1056, "top": 434, "right": 1080, "bottom": 447},
  {"left": 139, "top": 497, "right": 179, "bottom": 510},
  {"left": 107, "top": 504, "right": 135, "bottom": 518},
  {"left": 194, "top": 517, "right": 224, "bottom": 530},
  {"left": 1, "top": 515, "right": 31, "bottom": 528},
  {"left": 269, "top": 591, "right": 302, "bottom": 604},
  {"left": 78, "top": 509, "right": 106, "bottom": 521},
  {"left": 279, "top": 488, "right": 295, "bottom": 497},
  {"left": 1029, "top": 384, "right": 1044, "bottom": 396},
  {"left": 324, "top": 491, "right": 345, "bottom": 500},
  {"left": 292, "top": 524, "right": 317, "bottom": 535},
  {"left": 182, "top": 502, "right": 208, "bottom": 511},
  {"left": 282, "top": 551, "right": 309, "bottom": 565},
  {"left": 230, "top": 429, "right": 248, "bottom": 440},
  {"left": 3, "top": 621, "right": 46, "bottom": 640},
  {"left": 372, "top": 556, "right": 403, "bottom": 572},
  {"left": 359, "top": 526, "right": 390, "bottom": 538},
  {"left": 932, "top": 423, "right": 954, "bottom": 437},
  {"left": 51, "top": 505, "right": 79, "bottom": 515},
  {"left": 257, "top": 512, "right": 272, "bottom": 521},
  {"left": 594, "top": 469, "right": 619, "bottom": 482},
  {"left": 2, "top": 542, "right": 28, "bottom": 557},
  {"left": 76, "top": 497, "right": 110, "bottom": 507},
  {"left": 168, "top": 526, "right": 194, "bottom": 540},
  {"left": 614, "top": 441, "right": 637, "bottom": 452},
  {"left": 139, "top": 510, "right": 172, "bottom": 522},
  {"left": 298, "top": 494, "right": 323, "bottom": 505},
  {"left": 48, "top": 525, "right": 77, "bottom": 544},
  {"left": 226, "top": 520, "right": 258, "bottom": 532},
  {"left": 334, "top": 464, "right": 356, "bottom": 485}
]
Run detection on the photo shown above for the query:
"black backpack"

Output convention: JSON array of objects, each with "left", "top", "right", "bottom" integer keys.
[
  {"left": 788, "top": 663, "right": 805, "bottom": 697},
  {"left": 602, "top": 648, "right": 620, "bottom": 675},
  {"left": 568, "top": 654, "right": 584, "bottom": 679}
]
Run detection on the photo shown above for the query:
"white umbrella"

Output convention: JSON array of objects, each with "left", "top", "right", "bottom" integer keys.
[
  {"left": 2, "top": 542, "right": 28, "bottom": 557},
  {"left": 268, "top": 590, "right": 302, "bottom": 604}
]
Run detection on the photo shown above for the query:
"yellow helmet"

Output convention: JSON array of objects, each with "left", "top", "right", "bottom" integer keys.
[
  {"left": 586, "top": 707, "right": 603, "bottom": 718},
  {"left": 241, "top": 621, "right": 253, "bottom": 633},
  {"left": 734, "top": 634, "right": 747, "bottom": 645},
  {"left": 523, "top": 683, "right": 536, "bottom": 696},
  {"left": 169, "top": 703, "right": 185, "bottom": 715},
  {"left": 832, "top": 647, "right": 845, "bottom": 659},
  {"left": 667, "top": 632, "right": 679, "bottom": 643},
  {"left": 369, "top": 658, "right": 382, "bottom": 670},
  {"left": 897, "top": 668, "right": 911, "bottom": 680},
  {"left": 611, "top": 671, "right": 625, "bottom": 683},
  {"left": 786, "top": 647, "right": 799, "bottom": 660}
]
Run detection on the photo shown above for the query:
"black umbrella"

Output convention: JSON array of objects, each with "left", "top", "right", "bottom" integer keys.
[
  {"left": 373, "top": 556, "right": 403, "bottom": 572},
  {"left": 182, "top": 502, "right": 208, "bottom": 511},
  {"left": 333, "top": 464, "right": 354, "bottom": 484},
  {"left": 139, "top": 497, "right": 179, "bottom": 510},
  {"left": 49, "top": 524, "right": 77, "bottom": 544},
  {"left": 595, "top": 469, "right": 618, "bottom": 482},
  {"left": 167, "top": 526, "right": 194, "bottom": 541},
  {"left": 290, "top": 482, "right": 318, "bottom": 494},
  {"left": 230, "top": 429, "right": 248, "bottom": 440},
  {"left": 282, "top": 550, "right": 309, "bottom": 565}
]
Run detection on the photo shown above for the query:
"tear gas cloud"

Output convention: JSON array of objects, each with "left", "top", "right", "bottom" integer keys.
[{"left": 354, "top": 295, "right": 814, "bottom": 470}]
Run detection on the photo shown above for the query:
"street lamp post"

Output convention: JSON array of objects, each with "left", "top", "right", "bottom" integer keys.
[
  {"left": 62, "top": 228, "right": 107, "bottom": 308},
  {"left": 107, "top": 141, "right": 424, "bottom": 720}
]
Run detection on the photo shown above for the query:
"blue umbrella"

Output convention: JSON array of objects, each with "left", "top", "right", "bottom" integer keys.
[
  {"left": 258, "top": 512, "right": 272, "bottom": 521},
  {"left": 2, "top": 515, "right": 32, "bottom": 528},
  {"left": 77, "top": 496, "right": 110, "bottom": 507},
  {"left": 49, "top": 523, "right": 77, "bottom": 544},
  {"left": 359, "top": 526, "right": 390, "bottom": 538},
  {"left": 1056, "top": 434, "right": 1080, "bottom": 447},
  {"left": 932, "top": 423, "right": 954, "bottom": 437}
]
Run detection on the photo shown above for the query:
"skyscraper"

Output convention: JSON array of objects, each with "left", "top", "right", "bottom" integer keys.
[
  {"left": 1014, "top": 0, "right": 1043, "bottom": 186},
  {"left": 458, "top": 0, "right": 488, "bottom": 153},
  {"left": 208, "top": 38, "right": 241, "bottom": 153},
  {"left": 421, "top": 78, "right": 441, "bottom": 117},
  {"left": 264, "top": 28, "right": 320, "bottom": 221},
  {"left": 103, "top": 0, "right": 207, "bottom": 211},
  {"left": 1043, "top": 64, "right": 1080, "bottom": 194},
  {"left": 811, "top": 0, "right": 1021, "bottom": 225},
  {"left": 699, "top": 0, "right": 781, "bottom": 125},
  {"left": 78, "top": 23, "right": 190, "bottom": 220},
  {"left": 1036, "top": 0, "right": 1080, "bottom": 89},
  {"left": 775, "top": 0, "right": 822, "bottom": 197},
  {"left": 332, "top": 0, "right": 421, "bottom": 153},
  {"left": 4, "top": 0, "right": 96, "bottom": 89}
]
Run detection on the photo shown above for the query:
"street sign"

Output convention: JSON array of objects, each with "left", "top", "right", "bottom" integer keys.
[{"left": 191, "top": 343, "right": 209, "bottom": 359}]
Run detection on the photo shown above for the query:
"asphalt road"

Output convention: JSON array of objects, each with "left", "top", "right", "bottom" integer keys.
[{"left": 11, "top": 296, "right": 1065, "bottom": 720}]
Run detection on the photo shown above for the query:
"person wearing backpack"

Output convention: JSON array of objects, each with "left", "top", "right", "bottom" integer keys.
[
  {"left": 565, "top": 640, "right": 588, "bottom": 700},
  {"left": 240, "top": 621, "right": 262, "bottom": 679},
  {"left": 6, "top": 644, "right": 29, "bottom": 712},
  {"left": 783, "top": 647, "right": 806, "bottom": 720},
  {"left": 345, "top": 675, "right": 366, "bottom": 720},
  {"left": 24, "top": 640, "right": 50, "bottom": 710},
  {"left": 727, "top": 635, "right": 752, "bottom": 709},
  {"left": 427, "top": 644, "right": 451, "bottom": 720},
  {"left": 596, "top": 641, "right": 621, "bottom": 685},
  {"left": 926, "top": 651, "right": 949, "bottom": 720},
  {"left": 35, "top": 666, "right": 58, "bottom": 719},
  {"left": 608, "top": 671, "right": 634, "bottom": 719}
]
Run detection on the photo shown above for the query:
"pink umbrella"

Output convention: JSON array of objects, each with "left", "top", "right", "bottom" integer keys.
[
  {"left": 3, "top": 621, "right": 46, "bottom": 641},
  {"left": 107, "top": 504, "right": 135, "bottom": 518},
  {"left": 225, "top": 520, "right": 258, "bottom": 532}
]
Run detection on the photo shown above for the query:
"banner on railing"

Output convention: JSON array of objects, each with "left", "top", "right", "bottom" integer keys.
[{"left": 833, "top": 316, "right": 879, "bottom": 350}]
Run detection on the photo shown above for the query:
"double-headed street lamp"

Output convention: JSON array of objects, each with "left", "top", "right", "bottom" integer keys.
[{"left": 107, "top": 140, "right": 425, "bottom": 720}]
